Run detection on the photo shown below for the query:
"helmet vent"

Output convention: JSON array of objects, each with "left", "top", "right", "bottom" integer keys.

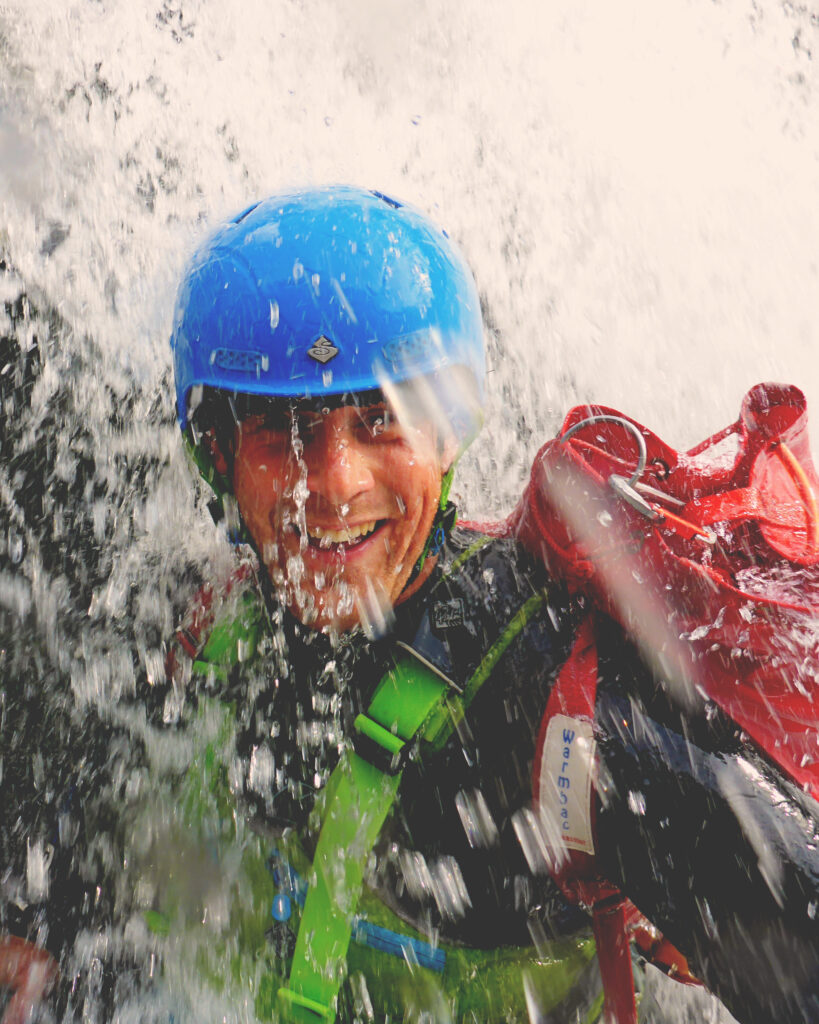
[{"left": 212, "top": 348, "right": 268, "bottom": 374}]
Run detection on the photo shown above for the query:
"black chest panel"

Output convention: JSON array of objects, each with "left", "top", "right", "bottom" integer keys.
[{"left": 222, "top": 529, "right": 588, "bottom": 946}]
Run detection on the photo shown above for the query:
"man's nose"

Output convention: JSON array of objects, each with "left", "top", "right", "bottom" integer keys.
[{"left": 305, "top": 425, "right": 374, "bottom": 506}]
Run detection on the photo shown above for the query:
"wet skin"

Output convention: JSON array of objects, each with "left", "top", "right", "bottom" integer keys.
[{"left": 228, "top": 401, "right": 451, "bottom": 633}]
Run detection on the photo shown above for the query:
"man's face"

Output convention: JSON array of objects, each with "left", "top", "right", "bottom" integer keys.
[{"left": 230, "top": 396, "right": 449, "bottom": 633}]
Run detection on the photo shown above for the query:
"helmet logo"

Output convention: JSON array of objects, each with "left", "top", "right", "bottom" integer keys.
[{"left": 307, "top": 336, "right": 339, "bottom": 364}]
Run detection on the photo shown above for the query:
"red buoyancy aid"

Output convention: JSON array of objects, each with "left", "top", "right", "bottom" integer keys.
[{"left": 509, "top": 381, "right": 819, "bottom": 1022}]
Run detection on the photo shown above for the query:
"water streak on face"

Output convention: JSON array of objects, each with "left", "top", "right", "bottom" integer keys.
[{"left": 231, "top": 399, "right": 448, "bottom": 632}]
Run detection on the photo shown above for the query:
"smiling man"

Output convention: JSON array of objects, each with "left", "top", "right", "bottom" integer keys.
[
  {"left": 155, "top": 186, "right": 819, "bottom": 1024},
  {"left": 6, "top": 191, "right": 819, "bottom": 1023},
  {"left": 166, "top": 186, "right": 613, "bottom": 1022},
  {"left": 223, "top": 392, "right": 452, "bottom": 632},
  {"left": 175, "top": 188, "right": 478, "bottom": 637}
]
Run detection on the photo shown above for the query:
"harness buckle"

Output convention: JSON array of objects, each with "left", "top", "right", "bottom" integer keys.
[{"left": 352, "top": 713, "right": 415, "bottom": 775}]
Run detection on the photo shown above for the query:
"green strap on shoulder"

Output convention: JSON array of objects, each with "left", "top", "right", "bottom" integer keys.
[{"left": 276, "top": 588, "right": 547, "bottom": 1022}]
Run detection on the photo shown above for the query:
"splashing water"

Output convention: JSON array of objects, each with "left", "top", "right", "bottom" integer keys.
[{"left": 3, "top": 1, "right": 819, "bottom": 1021}]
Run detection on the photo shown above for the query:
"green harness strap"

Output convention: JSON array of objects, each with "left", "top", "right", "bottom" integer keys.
[
  {"left": 183, "top": 553, "right": 549, "bottom": 1021},
  {"left": 277, "top": 654, "right": 450, "bottom": 1022},
  {"left": 277, "top": 590, "right": 548, "bottom": 1023}
]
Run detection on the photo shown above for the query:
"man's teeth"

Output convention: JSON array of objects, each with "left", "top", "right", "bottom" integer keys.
[{"left": 308, "top": 521, "right": 379, "bottom": 547}]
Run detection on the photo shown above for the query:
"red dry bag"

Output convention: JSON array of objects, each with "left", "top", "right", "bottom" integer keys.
[{"left": 513, "top": 382, "right": 819, "bottom": 1022}]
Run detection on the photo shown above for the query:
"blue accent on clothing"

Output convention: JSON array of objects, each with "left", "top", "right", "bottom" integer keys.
[
  {"left": 351, "top": 918, "right": 446, "bottom": 973},
  {"left": 272, "top": 893, "right": 292, "bottom": 922},
  {"left": 268, "top": 852, "right": 308, "bottom": 908},
  {"left": 267, "top": 849, "right": 445, "bottom": 972}
]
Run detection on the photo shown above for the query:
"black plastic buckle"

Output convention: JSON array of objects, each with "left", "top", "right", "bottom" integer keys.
[{"left": 351, "top": 729, "right": 415, "bottom": 776}]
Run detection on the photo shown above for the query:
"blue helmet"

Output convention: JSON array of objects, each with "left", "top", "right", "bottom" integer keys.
[{"left": 171, "top": 185, "right": 485, "bottom": 445}]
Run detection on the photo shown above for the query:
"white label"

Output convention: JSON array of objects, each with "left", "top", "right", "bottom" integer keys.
[{"left": 537, "top": 714, "right": 596, "bottom": 855}]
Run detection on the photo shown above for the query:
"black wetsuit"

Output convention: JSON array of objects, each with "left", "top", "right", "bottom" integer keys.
[
  {"left": 222, "top": 528, "right": 588, "bottom": 949},
  {"left": 176, "top": 525, "right": 819, "bottom": 1024},
  {"left": 5, "top": 526, "right": 819, "bottom": 1023}
]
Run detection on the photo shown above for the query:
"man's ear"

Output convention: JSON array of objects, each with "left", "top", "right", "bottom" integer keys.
[
  {"left": 440, "top": 435, "right": 460, "bottom": 474},
  {"left": 203, "top": 428, "right": 230, "bottom": 478}
]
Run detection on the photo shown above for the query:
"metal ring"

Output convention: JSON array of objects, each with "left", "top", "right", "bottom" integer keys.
[{"left": 559, "top": 414, "right": 648, "bottom": 487}]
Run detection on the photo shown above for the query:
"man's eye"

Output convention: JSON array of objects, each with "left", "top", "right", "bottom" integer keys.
[
  {"left": 362, "top": 408, "right": 394, "bottom": 437},
  {"left": 240, "top": 408, "right": 292, "bottom": 435}
]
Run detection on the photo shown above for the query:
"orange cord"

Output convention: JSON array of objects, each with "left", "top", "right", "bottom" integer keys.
[
  {"left": 655, "top": 506, "right": 715, "bottom": 543},
  {"left": 776, "top": 442, "right": 819, "bottom": 558}
]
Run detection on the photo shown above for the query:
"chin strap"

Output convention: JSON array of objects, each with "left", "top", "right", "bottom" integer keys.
[
  {"left": 183, "top": 430, "right": 252, "bottom": 545},
  {"left": 407, "top": 466, "right": 458, "bottom": 586}
]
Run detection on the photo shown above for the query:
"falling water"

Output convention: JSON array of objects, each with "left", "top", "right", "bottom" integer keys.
[{"left": 2, "top": 1, "right": 818, "bottom": 1021}]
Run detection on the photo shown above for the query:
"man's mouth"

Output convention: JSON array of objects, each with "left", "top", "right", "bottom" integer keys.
[{"left": 304, "top": 520, "right": 387, "bottom": 549}]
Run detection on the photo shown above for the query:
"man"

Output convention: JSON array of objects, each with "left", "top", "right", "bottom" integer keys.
[
  {"left": 156, "top": 185, "right": 819, "bottom": 1024},
  {"left": 157, "top": 185, "right": 609, "bottom": 1022},
  {"left": 7, "top": 187, "right": 816, "bottom": 1022}
]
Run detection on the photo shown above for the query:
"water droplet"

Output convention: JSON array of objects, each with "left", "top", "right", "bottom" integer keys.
[
  {"left": 627, "top": 790, "right": 647, "bottom": 815},
  {"left": 455, "top": 789, "right": 499, "bottom": 848},
  {"left": 8, "top": 528, "right": 24, "bottom": 564}
]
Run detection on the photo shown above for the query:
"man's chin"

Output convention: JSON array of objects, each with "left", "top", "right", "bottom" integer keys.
[
  {"left": 286, "top": 585, "right": 361, "bottom": 635},
  {"left": 285, "top": 578, "right": 398, "bottom": 637}
]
